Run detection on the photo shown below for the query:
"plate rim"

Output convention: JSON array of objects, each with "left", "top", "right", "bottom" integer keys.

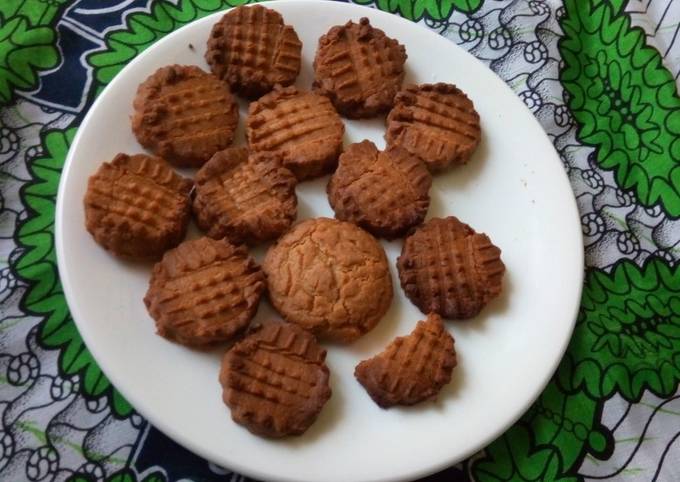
[{"left": 55, "top": 1, "right": 585, "bottom": 481}]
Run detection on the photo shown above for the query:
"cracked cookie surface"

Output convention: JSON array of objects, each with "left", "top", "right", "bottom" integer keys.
[{"left": 263, "top": 218, "right": 393, "bottom": 342}]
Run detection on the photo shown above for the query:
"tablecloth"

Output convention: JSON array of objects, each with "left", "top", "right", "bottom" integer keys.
[{"left": 1, "top": 0, "right": 679, "bottom": 480}]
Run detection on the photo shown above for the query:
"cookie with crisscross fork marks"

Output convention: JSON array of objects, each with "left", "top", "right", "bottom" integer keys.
[
  {"left": 386, "top": 83, "right": 481, "bottom": 172},
  {"left": 131, "top": 65, "right": 239, "bottom": 167},
  {"left": 206, "top": 4, "right": 302, "bottom": 98},
  {"left": 328, "top": 140, "right": 431, "bottom": 239},
  {"left": 144, "top": 237, "right": 265, "bottom": 346},
  {"left": 84, "top": 153, "right": 192, "bottom": 260},
  {"left": 355, "top": 313, "right": 456, "bottom": 407},
  {"left": 193, "top": 147, "right": 297, "bottom": 245},
  {"left": 220, "top": 322, "right": 331, "bottom": 437},
  {"left": 247, "top": 85, "right": 344, "bottom": 180},
  {"left": 263, "top": 218, "right": 393, "bottom": 342},
  {"left": 397, "top": 217, "right": 505, "bottom": 319},
  {"left": 313, "top": 17, "right": 406, "bottom": 118}
]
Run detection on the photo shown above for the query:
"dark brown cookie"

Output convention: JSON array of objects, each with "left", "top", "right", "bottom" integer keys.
[
  {"left": 397, "top": 217, "right": 505, "bottom": 319},
  {"left": 144, "top": 237, "right": 265, "bottom": 346},
  {"left": 355, "top": 313, "right": 456, "bottom": 407},
  {"left": 313, "top": 17, "right": 406, "bottom": 118},
  {"left": 193, "top": 147, "right": 297, "bottom": 245},
  {"left": 205, "top": 5, "right": 302, "bottom": 98},
  {"left": 131, "top": 65, "right": 239, "bottom": 167},
  {"left": 327, "top": 140, "right": 431, "bottom": 239},
  {"left": 386, "top": 83, "right": 481, "bottom": 172},
  {"left": 220, "top": 322, "right": 331, "bottom": 438},
  {"left": 263, "top": 218, "right": 393, "bottom": 342},
  {"left": 247, "top": 85, "right": 345, "bottom": 180},
  {"left": 84, "top": 153, "right": 192, "bottom": 260}
]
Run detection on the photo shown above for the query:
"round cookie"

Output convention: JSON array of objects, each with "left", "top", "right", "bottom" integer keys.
[
  {"left": 205, "top": 4, "right": 302, "bottom": 98},
  {"left": 263, "top": 218, "right": 393, "bottom": 342},
  {"left": 397, "top": 217, "right": 505, "bottom": 319},
  {"left": 131, "top": 65, "right": 239, "bottom": 167},
  {"left": 220, "top": 322, "right": 332, "bottom": 438},
  {"left": 247, "top": 85, "right": 345, "bottom": 180},
  {"left": 386, "top": 83, "right": 481, "bottom": 172},
  {"left": 327, "top": 140, "right": 431, "bottom": 239},
  {"left": 84, "top": 153, "right": 192, "bottom": 260},
  {"left": 313, "top": 17, "right": 406, "bottom": 118},
  {"left": 144, "top": 237, "right": 265, "bottom": 346},
  {"left": 355, "top": 313, "right": 456, "bottom": 408},
  {"left": 193, "top": 147, "right": 297, "bottom": 245}
]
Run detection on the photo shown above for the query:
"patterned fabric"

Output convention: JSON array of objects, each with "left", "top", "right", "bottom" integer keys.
[{"left": 1, "top": 0, "right": 679, "bottom": 480}]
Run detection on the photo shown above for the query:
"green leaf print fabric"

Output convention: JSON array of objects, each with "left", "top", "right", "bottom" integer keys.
[{"left": 0, "top": 0, "right": 679, "bottom": 480}]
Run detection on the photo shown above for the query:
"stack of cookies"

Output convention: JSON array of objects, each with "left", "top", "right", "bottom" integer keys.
[{"left": 83, "top": 4, "right": 506, "bottom": 439}]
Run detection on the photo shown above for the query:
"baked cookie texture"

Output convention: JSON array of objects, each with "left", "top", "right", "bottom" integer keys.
[
  {"left": 206, "top": 4, "right": 302, "bottom": 98},
  {"left": 247, "top": 85, "right": 345, "bottom": 180},
  {"left": 355, "top": 313, "right": 456, "bottom": 407},
  {"left": 145, "top": 237, "right": 265, "bottom": 346},
  {"left": 327, "top": 140, "right": 431, "bottom": 239},
  {"left": 220, "top": 322, "right": 331, "bottom": 437},
  {"left": 131, "top": 65, "right": 239, "bottom": 167},
  {"left": 386, "top": 83, "right": 481, "bottom": 172},
  {"left": 263, "top": 218, "right": 393, "bottom": 342},
  {"left": 193, "top": 147, "right": 297, "bottom": 245},
  {"left": 84, "top": 153, "right": 192, "bottom": 260},
  {"left": 397, "top": 216, "right": 505, "bottom": 319},
  {"left": 313, "top": 17, "right": 406, "bottom": 118}
]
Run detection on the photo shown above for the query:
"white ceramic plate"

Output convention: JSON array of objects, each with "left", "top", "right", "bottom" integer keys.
[{"left": 56, "top": 1, "right": 583, "bottom": 481}]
